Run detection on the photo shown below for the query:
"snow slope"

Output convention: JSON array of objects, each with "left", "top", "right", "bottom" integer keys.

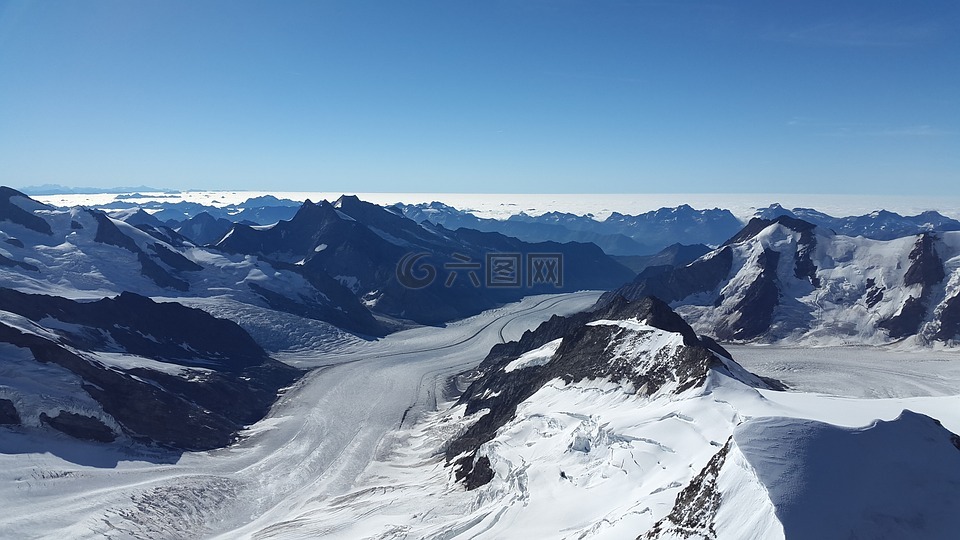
[
  {"left": 0, "top": 292, "right": 601, "bottom": 539},
  {"left": 608, "top": 217, "right": 960, "bottom": 345},
  {"left": 2, "top": 287, "right": 958, "bottom": 539},
  {"left": 222, "top": 300, "right": 960, "bottom": 540}
]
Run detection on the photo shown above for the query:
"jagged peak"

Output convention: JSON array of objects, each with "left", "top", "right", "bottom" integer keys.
[
  {"left": 723, "top": 215, "right": 817, "bottom": 246},
  {"left": 333, "top": 194, "right": 362, "bottom": 209},
  {"left": 289, "top": 198, "right": 338, "bottom": 224}
]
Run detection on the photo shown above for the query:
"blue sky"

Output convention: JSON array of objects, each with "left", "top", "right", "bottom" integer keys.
[{"left": 1, "top": 0, "right": 957, "bottom": 193}]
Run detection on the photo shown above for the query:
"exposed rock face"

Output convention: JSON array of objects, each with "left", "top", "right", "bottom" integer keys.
[
  {"left": 641, "top": 440, "right": 730, "bottom": 540},
  {"left": 174, "top": 211, "right": 234, "bottom": 245},
  {"left": 714, "top": 249, "right": 780, "bottom": 341},
  {"left": 936, "top": 294, "right": 960, "bottom": 342},
  {"left": 903, "top": 232, "right": 945, "bottom": 290},
  {"left": 614, "top": 243, "right": 713, "bottom": 274},
  {"left": 793, "top": 229, "right": 820, "bottom": 287},
  {"left": 0, "top": 288, "right": 268, "bottom": 369},
  {"left": 0, "top": 398, "right": 20, "bottom": 425},
  {"left": 40, "top": 411, "right": 116, "bottom": 443},
  {"left": 445, "top": 295, "right": 777, "bottom": 489},
  {"left": 879, "top": 233, "right": 946, "bottom": 340},
  {"left": 0, "top": 252, "right": 39, "bottom": 272}
]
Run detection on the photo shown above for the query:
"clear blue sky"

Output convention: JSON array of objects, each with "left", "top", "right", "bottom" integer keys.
[{"left": 1, "top": 0, "right": 957, "bottom": 193}]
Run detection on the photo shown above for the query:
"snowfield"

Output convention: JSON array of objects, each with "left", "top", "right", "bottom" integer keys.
[
  {"left": 2, "top": 293, "right": 960, "bottom": 538},
  {"left": 0, "top": 292, "right": 601, "bottom": 539},
  {"left": 238, "top": 346, "right": 960, "bottom": 540}
]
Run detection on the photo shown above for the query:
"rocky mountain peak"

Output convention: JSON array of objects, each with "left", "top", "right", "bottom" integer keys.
[{"left": 446, "top": 296, "right": 777, "bottom": 489}]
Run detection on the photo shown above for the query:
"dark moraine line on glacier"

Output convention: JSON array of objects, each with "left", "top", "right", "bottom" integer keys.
[
  {"left": 209, "top": 291, "right": 602, "bottom": 538},
  {"left": 0, "top": 292, "right": 601, "bottom": 539}
]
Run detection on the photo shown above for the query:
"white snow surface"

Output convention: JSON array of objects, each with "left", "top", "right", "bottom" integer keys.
[
  {"left": 676, "top": 224, "right": 960, "bottom": 346},
  {"left": 2, "top": 290, "right": 960, "bottom": 538},
  {"left": 734, "top": 412, "right": 960, "bottom": 539},
  {"left": 0, "top": 206, "right": 334, "bottom": 314},
  {"left": 504, "top": 338, "right": 562, "bottom": 372},
  {"left": 236, "top": 342, "right": 960, "bottom": 540},
  {"left": 0, "top": 292, "right": 602, "bottom": 539}
]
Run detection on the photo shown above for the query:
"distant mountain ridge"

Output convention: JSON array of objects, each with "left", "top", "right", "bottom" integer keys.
[
  {"left": 396, "top": 201, "right": 743, "bottom": 256},
  {"left": 18, "top": 184, "right": 175, "bottom": 195},
  {"left": 757, "top": 203, "right": 960, "bottom": 240}
]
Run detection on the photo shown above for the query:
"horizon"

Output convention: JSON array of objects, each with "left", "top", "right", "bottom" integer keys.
[
  {"left": 1, "top": 1, "right": 958, "bottom": 195},
  {"left": 21, "top": 187, "right": 960, "bottom": 222}
]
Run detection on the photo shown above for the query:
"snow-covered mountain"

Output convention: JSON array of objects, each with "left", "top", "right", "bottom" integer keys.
[
  {"left": 217, "top": 195, "right": 635, "bottom": 325},
  {"left": 0, "top": 287, "right": 301, "bottom": 450},
  {"left": 603, "top": 215, "right": 960, "bottom": 345},
  {"left": 171, "top": 211, "right": 236, "bottom": 245},
  {"left": 756, "top": 203, "right": 960, "bottom": 240},
  {"left": 105, "top": 195, "right": 302, "bottom": 226},
  {"left": 0, "top": 187, "right": 383, "bottom": 336},
  {"left": 446, "top": 294, "right": 780, "bottom": 489},
  {"left": 647, "top": 411, "right": 960, "bottom": 539},
  {"left": 5, "top": 185, "right": 960, "bottom": 538}
]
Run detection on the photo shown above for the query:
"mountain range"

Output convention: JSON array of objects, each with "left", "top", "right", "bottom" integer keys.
[
  {"left": 4, "top": 185, "right": 960, "bottom": 537},
  {"left": 0, "top": 186, "right": 632, "bottom": 449},
  {"left": 602, "top": 215, "right": 960, "bottom": 345}
]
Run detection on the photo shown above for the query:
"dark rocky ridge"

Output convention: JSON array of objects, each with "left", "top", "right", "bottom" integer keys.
[
  {"left": 613, "top": 243, "right": 712, "bottom": 274},
  {"left": 174, "top": 211, "right": 235, "bottom": 245},
  {"left": 218, "top": 196, "right": 635, "bottom": 326},
  {"left": 879, "top": 233, "right": 946, "bottom": 339},
  {"left": 936, "top": 294, "right": 960, "bottom": 342},
  {"left": 641, "top": 439, "right": 730, "bottom": 540},
  {"left": 0, "top": 288, "right": 269, "bottom": 369},
  {"left": 397, "top": 201, "right": 743, "bottom": 256},
  {"left": 599, "top": 245, "right": 733, "bottom": 309},
  {"left": 714, "top": 249, "right": 780, "bottom": 341},
  {"left": 0, "top": 252, "right": 39, "bottom": 272},
  {"left": 40, "top": 411, "right": 116, "bottom": 443},
  {"left": 0, "top": 398, "right": 20, "bottom": 425},
  {"left": 0, "top": 288, "right": 302, "bottom": 449},
  {"left": 446, "top": 296, "right": 778, "bottom": 489},
  {"left": 0, "top": 186, "right": 53, "bottom": 235}
]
